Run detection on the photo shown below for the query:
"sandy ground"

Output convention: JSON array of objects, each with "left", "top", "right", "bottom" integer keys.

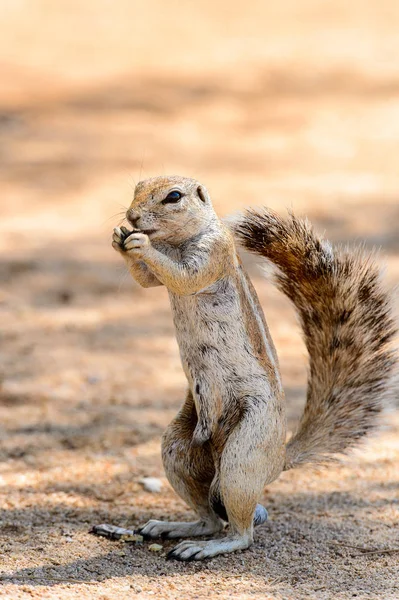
[{"left": 1, "top": 1, "right": 399, "bottom": 598}]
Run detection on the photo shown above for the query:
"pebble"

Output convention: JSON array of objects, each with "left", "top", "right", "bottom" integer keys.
[
  {"left": 148, "top": 544, "right": 163, "bottom": 552},
  {"left": 140, "top": 477, "right": 162, "bottom": 493}
]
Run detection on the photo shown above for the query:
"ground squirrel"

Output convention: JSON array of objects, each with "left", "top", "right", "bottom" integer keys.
[{"left": 103, "top": 175, "right": 396, "bottom": 561}]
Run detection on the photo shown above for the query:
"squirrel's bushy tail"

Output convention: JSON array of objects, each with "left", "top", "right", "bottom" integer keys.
[{"left": 234, "top": 209, "right": 397, "bottom": 470}]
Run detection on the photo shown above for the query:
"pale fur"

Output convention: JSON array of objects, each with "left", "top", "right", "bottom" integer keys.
[{"left": 106, "top": 176, "right": 396, "bottom": 561}]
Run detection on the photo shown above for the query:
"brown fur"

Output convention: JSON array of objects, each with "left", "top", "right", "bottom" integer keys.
[{"left": 234, "top": 208, "right": 397, "bottom": 469}]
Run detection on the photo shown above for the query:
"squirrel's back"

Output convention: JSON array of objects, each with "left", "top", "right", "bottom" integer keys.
[{"left": 234, "top": 209, "right": 397, "bottom": 469}]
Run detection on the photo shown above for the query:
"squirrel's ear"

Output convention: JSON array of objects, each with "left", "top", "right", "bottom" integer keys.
[{"left": 197, "top": 185, "right": 209, "bottom": 203}]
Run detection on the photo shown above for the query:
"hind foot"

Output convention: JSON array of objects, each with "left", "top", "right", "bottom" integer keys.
[
  {"left": 138, "top": 517, "right": 223, "bottom": 540},
  {"left": 138, "top": 504, "right": 267, "bottom": 540},
  {"left": 167, "top": 533, "right": 252, "bottom": 561}
]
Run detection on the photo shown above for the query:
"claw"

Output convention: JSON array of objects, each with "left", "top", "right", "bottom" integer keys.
[
  {"left": 185, "top": 552, "right": 202, "bottom": 562},
  {"left": 136, "top": 528, "right": 149, "bottom": 540}
]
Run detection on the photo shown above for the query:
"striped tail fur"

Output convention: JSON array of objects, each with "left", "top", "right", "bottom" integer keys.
[{"left": 234, "top": 209, "right": 397, "bottom": 470}]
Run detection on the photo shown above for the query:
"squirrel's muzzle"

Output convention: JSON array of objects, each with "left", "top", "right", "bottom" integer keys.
[{"left": 126, "top": 208, "right": 141, "bottom": 228}]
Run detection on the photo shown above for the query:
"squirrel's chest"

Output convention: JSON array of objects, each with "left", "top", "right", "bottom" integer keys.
[
  {"left": 169, "top": 278, "right": 241, "bottom": 342},
  {"left": 168, "top": 272, "right": 281, "bottom": 397},
  {"left": 169, "top": 282, "right": 244, "bottom": 389}
]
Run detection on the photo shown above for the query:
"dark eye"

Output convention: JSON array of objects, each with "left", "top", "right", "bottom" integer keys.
[{"left": 162, "top": 190, "right": 183, "bottom": 204}]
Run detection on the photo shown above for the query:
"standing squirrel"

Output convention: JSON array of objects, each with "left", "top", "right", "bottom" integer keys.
[{"left": 106, "top": 175, "right": 396, "bottom": 561}]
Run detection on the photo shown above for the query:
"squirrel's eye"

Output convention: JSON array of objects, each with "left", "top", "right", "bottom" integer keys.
[{"left": 162, "top": 190, "right": 183, "bottom": 204}]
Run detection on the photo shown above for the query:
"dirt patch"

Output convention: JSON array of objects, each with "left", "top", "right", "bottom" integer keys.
[{"left": 1, "top": 2, "right": 398, "bottom": 599}]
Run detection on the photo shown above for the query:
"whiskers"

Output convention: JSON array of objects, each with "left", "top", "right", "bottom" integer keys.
[
  {"left": 101, "top": 208, "right": 128, "bottom": 230},
  {"left": 124, "top": 168, "right": 137, "bottom": 192}
]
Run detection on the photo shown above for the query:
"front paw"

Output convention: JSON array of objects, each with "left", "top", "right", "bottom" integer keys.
[
  {"left": 123, "top": 231, "right": 151, "bottom": 258},
  {"left": 112, "top": 226, "right": 132, "bottom": 253}
]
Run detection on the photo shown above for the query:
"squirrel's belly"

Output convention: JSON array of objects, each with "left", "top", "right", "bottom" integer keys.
[
  {"left": 169, "top": 284, "right": 278, "bottom": 397},
  {"left": 172, "top": 312, "right": 271, "bottom": 395}
]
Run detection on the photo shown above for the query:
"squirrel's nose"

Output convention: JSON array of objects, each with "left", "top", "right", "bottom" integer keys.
[{"left": 126, "top": 208, "right": 141, "bottom": 228}]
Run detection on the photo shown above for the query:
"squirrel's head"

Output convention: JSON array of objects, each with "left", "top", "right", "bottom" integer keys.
[{"left": 126, "top": 176, "right": 215, "bottom": 244}]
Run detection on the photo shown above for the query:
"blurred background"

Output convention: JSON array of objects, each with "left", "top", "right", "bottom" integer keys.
[{"left": 0, "top": 1, "right": 398, "bottom": 596}]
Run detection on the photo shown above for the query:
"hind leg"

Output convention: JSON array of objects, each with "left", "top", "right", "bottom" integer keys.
[
  {"left": 168, "top": 398, "right": 285, "bottom": 559},
  {"left": 138, "top": 391, "right": 224, "bottom": 539}
]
